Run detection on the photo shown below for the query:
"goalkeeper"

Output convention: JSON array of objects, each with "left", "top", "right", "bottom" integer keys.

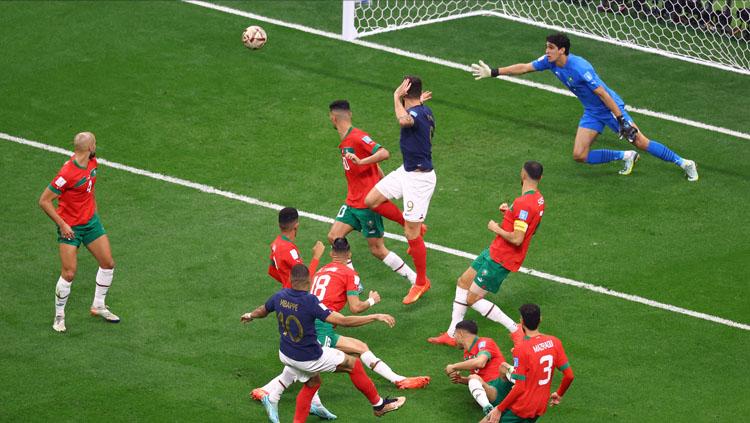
[{"left": 471, "top": 33, "right": 698, "bottom": 181}]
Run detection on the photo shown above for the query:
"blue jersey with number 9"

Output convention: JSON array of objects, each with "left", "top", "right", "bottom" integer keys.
[{"left": 265, "top": 288, "right": 332, "bottom": 361}]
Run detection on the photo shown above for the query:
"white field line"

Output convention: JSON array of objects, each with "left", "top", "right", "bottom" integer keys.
[
  {"left": 3, "top": 131, "right": 748, "bottom": 331},
  {"left": 184, "top": 0, "right": 750, "bottom": 141}
]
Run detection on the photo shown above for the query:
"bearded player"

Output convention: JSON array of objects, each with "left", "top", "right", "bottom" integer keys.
[
  {"left": 327, "top": 100, "right": 418, "bottom": 286},
  {"left": 444, "top": 320, "right": 514, "bottom": 418},
  {"left": 429, "top": 161, "right": 545, "bottom": 347},
  {"left": 38, "top": 132, "right": 119, "bottom": 333},
  {"left": 483, "top": 304, "right": 575, "bottom": 423},
  {"left": 364, "top": 76, "right": 436, "bottom": 304},
  {"left": 471, "top": 33, "right": 697, "bottom": 181}
]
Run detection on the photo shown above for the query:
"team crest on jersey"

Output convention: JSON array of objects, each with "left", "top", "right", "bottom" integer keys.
[
  {"left": 519, "top": 210, "right": 529, "bottom": 221},
  {"left": 54, "top": 176, "right": 67, "bottom": 188},
  {"left": 90, "top": 169, "right": 97, "bottom": 177},
  {"left": 362, "top": 136, "right": 373, "bottom": 144}
]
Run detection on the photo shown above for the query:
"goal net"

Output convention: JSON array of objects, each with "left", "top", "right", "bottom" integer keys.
[{"left": 342, "top": 0, "right": 750, "bottom": 75}]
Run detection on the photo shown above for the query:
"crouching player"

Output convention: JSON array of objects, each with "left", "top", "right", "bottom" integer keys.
[{"left": 445, "top": 320, "right": 513, "bottom": 417}]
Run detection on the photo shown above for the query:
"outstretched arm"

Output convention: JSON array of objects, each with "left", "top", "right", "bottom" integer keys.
[
  {"left": 326, "top": 310, "right": 395, "bottom": 328},
  {"left": 471, "top": 60, "right": 536, "bottom": 79},
  {"left": 241, "top": 304, "right": 269, "bottom": 322}
]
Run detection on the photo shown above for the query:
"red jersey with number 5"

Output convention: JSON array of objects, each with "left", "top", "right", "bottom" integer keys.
[
  {"left": 48, "top": 156, "right": 98, "bottom": 226},
  {"left": 339, "top": 127, "right": 382, "bottom": 208},
  {"left": 463, "top": 336, "right": 506, "bottom": 382},
  {"left": 489, "top": 190, "right": 545, "bottom": 272},
  {"left": 509, "top": 334, "right": 569, "bottom": 418},
  {"left": 310, "top": 262, "right": 362, "bottom": 312},
  {"left": 268, "top": 235, "right": 304, "bottom": 289}
]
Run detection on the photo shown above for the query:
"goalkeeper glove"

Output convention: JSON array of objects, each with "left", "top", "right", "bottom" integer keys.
[
  {"left": 617, "top": 115, "right": 638, "bottom": 143},
  {"left": 470, "top": 60, "right": 500, "bottom": 80}
]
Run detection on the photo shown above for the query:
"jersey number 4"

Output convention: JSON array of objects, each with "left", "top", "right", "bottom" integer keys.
[{"left": 311, "top": 274, "right": 331, "bottom": 301}]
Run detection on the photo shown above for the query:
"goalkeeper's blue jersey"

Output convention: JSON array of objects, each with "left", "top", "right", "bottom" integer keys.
[{"left": 532, "top": 54, "right": 624, "bottom": 113}]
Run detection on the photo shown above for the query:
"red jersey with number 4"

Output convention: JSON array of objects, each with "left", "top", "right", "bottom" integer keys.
[
  {"left": 489, "top": 190, "right": 545, "bottom": 272},
  {"left": 463, "top": 336, "right": 506, "bottom": 382},
  {"left": 48, "top": 156, "right": 98, "bottom": 226},
  {"left": 509, "top": 334, "right": 569, "bottom": 418},
  {"left": 268, "top": 235, "right": 304, "bottom": 289},
  {"left": 310, "top": 262, "right": 362, "bottom": 312},
  {"left": 339, "top": 127, "right": 382, "bottom": 208}
]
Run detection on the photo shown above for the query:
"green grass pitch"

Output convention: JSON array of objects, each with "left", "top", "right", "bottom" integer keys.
[{"left": 1, "top": 1, "right": 748, "bottom": 422}]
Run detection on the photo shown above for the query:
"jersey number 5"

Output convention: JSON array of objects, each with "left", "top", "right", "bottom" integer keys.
[
  {"left": 311, "top": 274, "right": 331, "bottom": 301},
  {"left": 539, "top": 354, "right": 554, "bottom": 386}
]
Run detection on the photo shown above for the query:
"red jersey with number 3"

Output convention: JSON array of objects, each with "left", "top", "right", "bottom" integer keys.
[
  {"left": 339, "top": 127, "right": 382, "bottom": 208},
  {"left": 489, "top": 190, "right": 545, "bottom": 271},
  {"left": 463, "top": 336, "right": 506, "bottom": 382},
  {"left": 268, "top": 235, "right": 304, "bottom": 289},
  {"left": 509, "top": 334, "right": 570, "bottom": 418},
  {"left": 310, "top": 262, "right": 362, "bottom": 312},
  {"left": 48, "top": 156, "right": 98, "bottom": 226}
]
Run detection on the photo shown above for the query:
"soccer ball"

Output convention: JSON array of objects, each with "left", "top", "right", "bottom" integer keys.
[{"left": 242, "top": 25, "right": 267, "bottom": 50}]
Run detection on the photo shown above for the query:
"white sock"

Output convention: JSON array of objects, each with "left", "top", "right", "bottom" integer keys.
[
  {"left": 447, "top": 287, "right": 469, "bottom": 337},
  {"left": 361, "top": 350, "right": 404, "bottom": 384},
  {"left": 468, "top": 377, "right": 491, "bottom": 409},
  {"left": 55, "top": 276, "right": 72, "bottom": 316},
  {"left": 382, "top": 251, "right": 416, "bottom": 285},
  {"left": 346, "top": 259, "right": 355, "bottom": 270},
  {"left": 263, "top": 366, "right": 297, "bottom": 403},
  {"left": 311, "top": 391, "right": 323, "bottom": 407},
  {"left": 92, "top": 267, "right": 114, "bottom": 308},
  {"left": 471, "top": 299, "right": 518, "bottom": 332}
]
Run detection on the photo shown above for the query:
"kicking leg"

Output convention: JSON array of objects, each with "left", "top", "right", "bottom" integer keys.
[
  {"left": 428, "top": 266, "right": 474, "bottom": 346},
  {"left": 632, "top": 127, "right": 698, "bottom": 181},
  {"left": 468, "top": 283, "right": 518, "bottom": 333}
]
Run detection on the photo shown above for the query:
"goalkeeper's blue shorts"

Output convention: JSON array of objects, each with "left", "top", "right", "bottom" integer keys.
[{"left": 579, "top": 105, "right": 633, "bottom": 134}]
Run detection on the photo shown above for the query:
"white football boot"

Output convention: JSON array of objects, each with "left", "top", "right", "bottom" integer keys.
[
  {"left": 681, "top": 159, "right": 699, "bottom": 182},
  {"left": 90, "top": 306, "right": 120, "bottom": 323}
]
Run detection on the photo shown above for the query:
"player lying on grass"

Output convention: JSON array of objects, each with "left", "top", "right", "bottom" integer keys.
[
  {"left": 482, "top": 304, "right": 575, "bottom": 423},
  {"left": 327, "top": 99, "right": 419, "bottom": 285},
  {"left": 242, "top": 264, "right": 406, "bottom": 423},
  {"left": 471, "top": 33, "right": 698, "bottom": 181},
  {"left": 39, "top": 132, "right": 119, "bottom": 333},
  {"left": 445, "top": 320, "right": 514, "bottom": 418},
  {"left": 429, "top": 161, "right": 544, "bottom": 347},
  {"left": 364, "top": 76, "right": 436, "bottom": 304}
]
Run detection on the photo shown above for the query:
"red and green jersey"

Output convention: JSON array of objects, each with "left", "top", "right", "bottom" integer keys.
[
  {"left": 507, "top": 334, "right": 570, "bottom": 418},
  {"left": 48, "top": 156, "right": 98, "bottom": 226},
  {"left": 463, "top": 336, "right": 506, "bottom": 382},
  {"left": 310, "top": 262, "right": 362, "bottom": 312},
  {"left": 339, "top": 127, "right": 382, "bottom": 209},
  {"left": 489, "top": 190, "right": 545, "bottom": 272},
  {"left": 268, "top": 235, "right": 304, "bottom": 289}
]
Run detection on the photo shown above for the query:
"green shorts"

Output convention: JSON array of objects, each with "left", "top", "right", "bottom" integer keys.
[
  {"left": 57, "top": 213, "right": 106, "bottom": 248},
  {"left": 335, "top": 204, "right": 384, "bottom": 239},
  {"left": 501, "top": 409, "right": 538, "bottom": 423},
  {"left": 487, "top": 378, "right": 514, "bottom": 407},
  {"left": 471, "top": 249, "right": 511, "bottom": 294},
  {"left": 315, "top": 319, "right": 340, "bottom": 348}
]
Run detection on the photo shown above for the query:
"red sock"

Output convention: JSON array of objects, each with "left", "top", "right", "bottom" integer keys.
[
  {"left": 293, "top": 382, "right": 320, "bottom": 423},
  {"left": 349, "top": 359, "right": 381, "bottom": 405},
  {"left": 407, "top": 236, "right": 427, "bottom": 286},
  {"left": 373, "top": 201, "right": 405, "bottom": 226}
]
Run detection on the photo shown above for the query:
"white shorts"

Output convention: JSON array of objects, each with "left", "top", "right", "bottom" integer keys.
[
  {"left": 278, "top": 347, "right": 346, "bottom": 383},
  {"left": 375, "top": 165, "right": 436, "bottom": 222}
]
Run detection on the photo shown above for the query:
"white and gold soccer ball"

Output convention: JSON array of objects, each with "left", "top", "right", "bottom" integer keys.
[{"left": 242, "top": 25, "right": 267, "bottom": 50}]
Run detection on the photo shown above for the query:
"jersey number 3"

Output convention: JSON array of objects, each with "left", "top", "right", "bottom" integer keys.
[{"left": 539, "top": 354, "right": 554, "bottom": 386}]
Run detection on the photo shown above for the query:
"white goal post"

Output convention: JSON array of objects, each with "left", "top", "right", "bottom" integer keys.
[{"left": 342, "top": 0, "right": 750, "bottom": 75}]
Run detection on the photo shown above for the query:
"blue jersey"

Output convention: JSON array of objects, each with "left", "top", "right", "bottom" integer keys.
[
  {"left": 400, "top": 104, "right": 435, "bottom": 171},
  {"left": 264, "top": 288, "right": 332, "bottom": 362},
  {"left": 532, "top": 54, "right": 624, "bottom": 113}
]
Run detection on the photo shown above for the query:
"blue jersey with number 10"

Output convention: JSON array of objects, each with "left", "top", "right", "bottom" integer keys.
[
  {"left": 532, "top": 54, "right": 624, "bottom": 113},
  {"left": 264, "top": 288, "right": 332, "bottom": 361}
]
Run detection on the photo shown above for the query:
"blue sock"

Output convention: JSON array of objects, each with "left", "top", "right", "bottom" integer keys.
[
  {"left": 646, "top": 140, "right": 683, "bottom": 166},
  {"left": 586, "top": 149, "right": 625, "bottom": 164}
]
